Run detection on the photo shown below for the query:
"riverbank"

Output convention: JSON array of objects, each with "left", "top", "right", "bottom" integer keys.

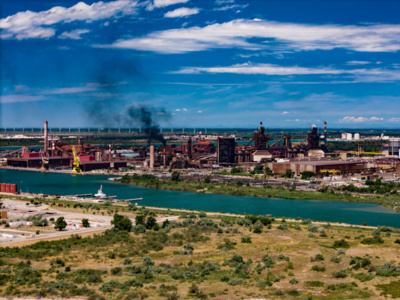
[{"left": 118, "top": 175, "right": 400, "bottom": 212}]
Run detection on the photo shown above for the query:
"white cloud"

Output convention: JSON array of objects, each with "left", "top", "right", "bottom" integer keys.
[
  {"left": 346, "top": 60, "right": 370, "bottom": 65},
  {"left": 165, "top": 7, "right": 199, "bottom": 18},
  {"left": 147, "top": 0, "right": 189, "bottom": 10},
  {"left": 182, "top": 108, "right": 188, "bottom": 111},
  {"left": 197, "top": 110, "right": 203, "bottom": 113},
  {"left": 214, "top": 4, "right": 248, "bottom": 11},
  {"left": 339, "top": 116, "right": 384, "bottom": 123},
  {"left": 58, "top": 29, "right": 90, "bottom": 40},
  {"left": 282, "top": 111, "right": 289, "bottom": 115},
  {"left": 0, "top": 95, "right": 45, "bottom": 103},
  {"left": 41, "top": 83, "right": 100, "bottom": 95},
  {"left": 107, "top": 19, "right": 400, "bottom": 53},
  {"left": 175, "top": 108, "right": 181, "bottom": 111},
  {"left": 0, "top": 0, "right": 138, "bottom": 40},
  {"left": 389, "top": 118, "right": 400, "bottom": 122},
  {"left": 172, "top": 63, "right": 400, "bottom": 82}
]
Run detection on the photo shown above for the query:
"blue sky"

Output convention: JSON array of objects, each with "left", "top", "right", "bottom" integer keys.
[{"left": 1, "top": 0, "right": 400, "bottom": 129}]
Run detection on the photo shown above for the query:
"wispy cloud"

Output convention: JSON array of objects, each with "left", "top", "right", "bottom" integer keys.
[
  {"left": 58, "top": 29, "right": 90, "bottom": 40},
  {"left": 165, "top": 7, "right": 199, "bottom": 18},
  {"left": 147, "top": 0, "right": 189, "bottom": 10},
  {"left": 41, "top": 83, "right": 100, "bottom": 95},
  {"left": 346, "top": 60, "right": 370, "bottom": 65},
  {"left": 0, "top": 95, "right": 46, "bottom": 103},
  {"left": 339, "top": 116, "right": 384, "bottom": 123},
  {"left": 172, "top": 62, "right": 400, "bottom": 82},
  {"left": 0, "top": 0, "right": 138, "bottom": 40},
  {"left": 213, "top": 4, "right": 248, "bottom": 11},
  {"left": 107, "top": 19, "right": 400, "bottom": 53}
]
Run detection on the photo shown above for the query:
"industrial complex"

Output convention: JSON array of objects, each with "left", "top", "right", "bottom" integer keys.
[{"left": 1, "top": 120, "right": 400, "bottom": 182}]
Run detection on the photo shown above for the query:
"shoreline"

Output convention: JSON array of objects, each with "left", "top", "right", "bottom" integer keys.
[{"left": 117, "top": 176, "right": 400, "bottom": 212}]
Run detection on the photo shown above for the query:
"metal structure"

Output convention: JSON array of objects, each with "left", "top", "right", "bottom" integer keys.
[
  {"left": 217, "top": 137, "right": 235, "bottom": 163},
  {"left": 71, "top": 145, "right": 82, "bottom": 173}
]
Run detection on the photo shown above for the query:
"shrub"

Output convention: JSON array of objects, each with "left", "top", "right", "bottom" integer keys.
[
  {"left": 330, "top": 256, "right": 342, "bottom": 264},
  {"left": 123, "top": 258, "right": 132, "bottom": 265},
  {"left": 263, "top": 254, "right": 276, "bottom": 268},
  {"left": 289, "top": 278, "right": 298, "bottom": 284},
  {"left": 332, "top": 239, "right": 350, "bottom": 249},
  {"left": 253, "top": 227, "right": 262, "bottom": 234},
  {"left": 220, "top": 275, "right": 230, "bottom": 282},
  {"left": 308, "top": 224, "right": 318, "bottom": 232},
  {"left": 333, "top": 269, "right": 348, "bottom": 278},
  {"left": 294, "top": 224, "right": 302, "bottom": 231},
  {"left": 354, "top": 273, "right": 374, "bottom": 282},
  {"left": 312, "top": 254, "right": 325, "bottom": 262},
  {"left": 111, "top": 214, "right": 132, "bottom": 231},
  {"left": 306, "top": 281, "right": 324, "bottom": 287},
  {"left": 361, "top": 236, "right": 384, "bottom": 244},
  {"left": 311, "top": 266, "right": 325, "bottom": 272},
  {"left": 110, "top": 267, "right": 122, "bottom": 276},
  {"left": 228, "top": 278, "right": 245, "bottom": 286},
  {"left": 241, "top": 236, "right": 252, "bottom": 243},
  {"left": 277, "top": 255, "right": 290, "bottom": 262},
  {"left": 142, "top": 256, "right": 154, "bottom": 267},
  {"left": 337, "top": 248, "right": 346, "bottom": 255},
  {"left": 277, "top": 224, "right": 288, "bottom": 230}
]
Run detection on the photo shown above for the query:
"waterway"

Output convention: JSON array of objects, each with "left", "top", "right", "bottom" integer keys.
[{"left": 1, "top": 169, "right": 399, "bottom": 227}]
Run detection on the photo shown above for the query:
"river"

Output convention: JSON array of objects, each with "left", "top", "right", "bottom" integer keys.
[{"left": 1, "top": 169, "right": 399, "bottom": 227}]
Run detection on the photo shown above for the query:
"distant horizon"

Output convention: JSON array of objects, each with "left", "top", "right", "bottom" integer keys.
[{"left": 1, "top": 0, "right": 400, "bottom": 128}]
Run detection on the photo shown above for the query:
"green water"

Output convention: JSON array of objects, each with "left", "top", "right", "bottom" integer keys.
[{"left": 1, "top": 169, "right": 399, "bottom": 227}]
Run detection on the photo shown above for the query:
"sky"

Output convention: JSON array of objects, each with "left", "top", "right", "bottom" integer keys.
[{"left": 1, "top": 0, "right": 400, "bottom": 129}]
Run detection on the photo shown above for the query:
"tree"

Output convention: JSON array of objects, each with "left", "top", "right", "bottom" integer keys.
[
  {"left": 54, "top": 217, "right": 67, "bottom": 231},
  {"left": 284, "top": 169, "right": 293, "bottom": 178},
  {"left": 111, "top": 214, "right": 132, "bottom": 231},
  {"left": 253, "top": 165, "right": 264, "bottom": 174},
  {"left": 204, "top": 175, "right": 211, "bottom": 183},
  {"left": 265, "top": 167, "right": 273, "bottom": 176},
  {"left": 146, "top": 216, "right": 157, "bottom": 229},
  {"left": 135, "top": 214, "right": 145, "bottom": 226},
  {"left": 171, "top": 171, "right": 180, "bottom": 182},
  {"left": 82, "top": 219, "right": 90, "bottom": 228},
  {"left": 236, "top": 180, "right": 243, "bottom": 187}
]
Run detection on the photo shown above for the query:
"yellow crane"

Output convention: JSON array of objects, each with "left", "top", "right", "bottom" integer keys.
[
  {"left": 347, "top": 142, "right": 387, "bottom": 157},
  {"left": 71, "top": 145, "right": 82, "bottom": 174}
]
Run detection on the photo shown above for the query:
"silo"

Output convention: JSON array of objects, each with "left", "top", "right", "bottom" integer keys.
[
  {"left": 346, "top": 133, "right": 352, "bottom": 140},
  {"left": 341, "top": 133, "right": 347, "bottom": 140},
  {"left": 354, "top": 133, "right": 360, "bottom": 140}
]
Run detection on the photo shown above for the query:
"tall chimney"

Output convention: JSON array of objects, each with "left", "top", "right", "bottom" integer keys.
[
  {"left": 150, "top": 145, "right": 155, "bottom": 169},
  {"left": 324, "top": 121, "right": 327, "bottom": 143},
  {"left": 44, "top": 121, "right": 48, "bottom": 155}
]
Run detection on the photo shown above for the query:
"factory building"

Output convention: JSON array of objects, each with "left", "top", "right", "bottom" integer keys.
[
  {"left": 382, "top": 138, "right": 400, "bottom": 156},
  {"left": 265, "top": 159, "right": 371, "bottom": 176}
]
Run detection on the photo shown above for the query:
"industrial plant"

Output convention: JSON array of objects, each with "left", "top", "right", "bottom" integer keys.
[{"left": 1, "top": 120, "right": 399, "bottom": 182}]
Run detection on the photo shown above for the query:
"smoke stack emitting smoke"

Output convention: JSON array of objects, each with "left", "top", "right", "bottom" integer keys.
[{"left": 84, "top": 56, "right": 170, "bottom": 145}]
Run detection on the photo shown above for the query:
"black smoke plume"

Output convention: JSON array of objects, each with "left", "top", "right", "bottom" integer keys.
[{"left": 126, "top": 105, "right": 171, "bottom": 145}]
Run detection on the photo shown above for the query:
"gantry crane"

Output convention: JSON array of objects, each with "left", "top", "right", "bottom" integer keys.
[{"left": 71, "top": 145, "right": 82, "bottom": 174}]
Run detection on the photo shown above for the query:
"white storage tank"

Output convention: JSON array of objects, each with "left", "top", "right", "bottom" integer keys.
[
  {"left": 341, "top": 133, "right": 347, "bottom": 140},
  {"left": 346, "top": 133, "right": 352, "bottom": 140},
  {"left": 354, "top": 133, "right": 360, "bottom": 140}
]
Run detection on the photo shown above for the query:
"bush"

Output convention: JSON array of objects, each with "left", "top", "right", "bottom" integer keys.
[
  {"left": 263, "top": 254, "right": 276, "bottom": 268},
  {"left": 333, "top": 269, "right": 348, "bottom": 278},
  {"left": 354, "top": 273, "right": 374, "bottom": 282},
  {"left": 142, "top": 256, "right": 154, "bottom": 267},
  {"left": 289, "top": 278, "right": 298, "bottom": 284},
  {"left": 277, "top": 224, "right": 288, "bottom": 230},
  {"left": 361, "top": 236, "right": 384, "bottom": 245},
  {"left": 241, "top": 236, "right": 252, "bottom": 243},
  {"left": 332, "top": 239, "right": 350, "bottom": 249},
  {"left": 311, "top": 266, "right": 325, "bottom": 272},
  {"left": 337, "top": 248, "right": 346, "bottom": 255},
  {"left": 227, "top": 278, "right": 245, "bottom": 286},
  {"left": 123, "top": 258, "right": 132, "bottom": 265},
  {"left": 330, "top": 256, "right": 342, "bottom": 264},
  {"left": 312, "top": 254, "right": 325, "bottom": 262},
  {"left": 294, "top": 224, "right": 302, "bottom": 231},
  {"left": 306, "top": 281, "right": 324, "bottom": 287},
  {"left": 253, "top": 227, "right": 262, "bottom": 234}
]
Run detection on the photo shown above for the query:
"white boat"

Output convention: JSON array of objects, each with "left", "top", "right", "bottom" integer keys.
[{"left": 94, "top": 185, "right": 107, "bottom": 198}]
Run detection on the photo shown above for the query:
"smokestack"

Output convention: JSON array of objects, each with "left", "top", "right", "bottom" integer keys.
[
  {"left": 324, "top": 121, "right": 327, "bottom": 143},
  {"left": 150, "top": 145, "right": 155, "bottom": 169},
  {"left": 52, "top": 140, "right": 55, "bottom": 150},
  {"left": 109, "top": 143, "right": 112, "bottom": 161},
  {"left": 44, "top": 121, "right": 48, "bottom": 155}
]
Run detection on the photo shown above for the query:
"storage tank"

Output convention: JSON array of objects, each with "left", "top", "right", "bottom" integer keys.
[
  {"left": 354, "top": 133, "right": 360, "bottom": 140},
  {"left": 346, "top": 133, "right": 352, "bottom": 140},
  {"left": 5, "top": 184, "right": 10, "bottom": 193},
  {"left": 341, "top": 133, "right": 347, "bottom": 140},
  {"left": 10, "top": 184, "right": 17, "bottom": 194},
  {"left": 0, "top": 183, "right": 5, "bottom": 192}
]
